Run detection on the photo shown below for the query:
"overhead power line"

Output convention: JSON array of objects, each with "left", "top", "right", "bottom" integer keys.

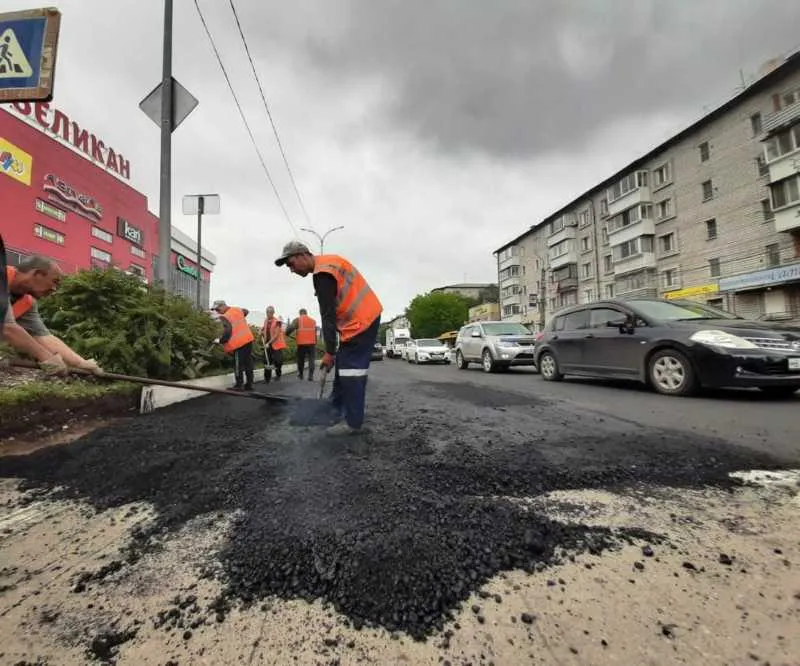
[
  {"left": 228, "top": 0, "right": 313, "bottom": 228},
  {"left": 192, "top": 0, "right": 297, "bottom": 234}
]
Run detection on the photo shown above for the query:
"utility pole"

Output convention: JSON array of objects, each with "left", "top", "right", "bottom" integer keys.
[
  {"left": 195, "top": 196, "right": 204, "bottom": 309},
  {"left": 300, "top": 226, "right": 344, "bottom": 254},
  {"left": 157, "top": 0, "right": 174, "bottom": 287},
  {"left": 539, "top": 266, "right": 547, "bottom": 332}
]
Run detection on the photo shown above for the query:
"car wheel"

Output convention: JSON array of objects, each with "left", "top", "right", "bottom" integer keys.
[
  {"left": 758, "top": 386, "right": 799, "bottom": 399},
  {"left": 648, "top": 349, "right": 697, "bottom": 396},
  {"left": 537, "top": 351, "right": 562, "bottom": 381},
  {"left": 481, "top": 349, "right": 497, "bottom": 373},
  {"left": 456, "top": 350, "right": 468, "bottom": 370}
]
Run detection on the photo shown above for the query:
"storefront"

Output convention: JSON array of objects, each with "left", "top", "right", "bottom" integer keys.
[
  {"left": 0, "top": 102, "right": 215, "bottom": 307},
  {"left": 719, "top": 263, "right": 800, "bottom": 321},
  {"left": 664, "top": 283, "right": 720, "bottom": 303}
]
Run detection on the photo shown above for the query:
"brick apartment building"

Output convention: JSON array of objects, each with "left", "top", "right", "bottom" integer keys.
[{"left": 494, "top": 51, "right": 800, "bottom": 329}]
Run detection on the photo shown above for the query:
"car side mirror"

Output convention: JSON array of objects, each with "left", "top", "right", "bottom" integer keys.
[
  {"left": 607, "top": 317, "right": 635, "bottom": 334},
  {"left": 471, "top": 330, "right": 482, "bottom": 338}
]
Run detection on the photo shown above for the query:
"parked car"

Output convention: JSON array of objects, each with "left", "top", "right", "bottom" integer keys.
[
  {"left": 455, "top": 321, "right": 537, "bottom": 372},
  {"left": 406, "top": 338, "right": 451, "bottom": 364},
  {"left": 371, "top": 342, "right": 384, "bottom": 361},
  {"left": 533, "top": 297, "right": 800, "bottom": 398}
]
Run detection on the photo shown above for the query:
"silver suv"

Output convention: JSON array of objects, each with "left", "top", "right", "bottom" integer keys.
[{"left": 455, "top": 320, "right": 537, "bottom": 373}]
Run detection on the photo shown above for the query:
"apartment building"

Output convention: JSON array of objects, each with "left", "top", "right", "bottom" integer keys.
[
  {"left": 495, "top": 50, "right": 800, "bottom": 329},
  {"left": 430, "top": 283, "right": 497, "bottom": 300}
]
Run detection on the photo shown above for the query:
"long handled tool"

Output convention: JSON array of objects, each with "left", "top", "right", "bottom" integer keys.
[
  {"left": 5, "top": 358, "right": 290, "bottom": 403},
  {"left": 288, "top": 365, "right": 334, "bottom": 426}
]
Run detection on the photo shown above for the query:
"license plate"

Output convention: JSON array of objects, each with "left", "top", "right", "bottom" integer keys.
[{"left": 789, "top": 358, "right": 800, "bottom": 371}]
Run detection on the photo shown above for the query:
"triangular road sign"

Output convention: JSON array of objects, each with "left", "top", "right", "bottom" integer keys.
[{"left": 0, "top": 28, "right": 33, "bottom": 78}]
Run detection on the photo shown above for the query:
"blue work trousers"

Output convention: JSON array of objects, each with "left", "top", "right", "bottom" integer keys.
[{"left": 330, "top": 317, "right": 381, "bottom": 429}]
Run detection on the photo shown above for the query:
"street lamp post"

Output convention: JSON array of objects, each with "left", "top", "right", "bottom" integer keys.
[
  {"left": 300, "top": 226, "right": 344, "bottom": 254},
  {"left": 182, "top": 194, "right": 220, "bottom": 309}
]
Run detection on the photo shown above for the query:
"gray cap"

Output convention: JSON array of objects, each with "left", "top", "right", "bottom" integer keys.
[
  {"left": 211, "top": 299, "right": 227, "bottom": 310},
  {"left": 275, "top": 240, "right": 311, "bottom": 266}
]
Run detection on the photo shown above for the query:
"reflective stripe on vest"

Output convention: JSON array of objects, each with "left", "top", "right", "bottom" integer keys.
[
  {"left": 222, "top": 306, "right": 254, "bottom": 353},
  {"left": 313, "top": 254, "right": 382, "bottom": 342},
  {"left": 6, "top": 267, "right": 35, "bottom": 319},
  {"left": 296, "top": 314, "right": 317, "bottom": 345},
  {"left": 269, "top": 319, "right": 288, "bottom": 350}
]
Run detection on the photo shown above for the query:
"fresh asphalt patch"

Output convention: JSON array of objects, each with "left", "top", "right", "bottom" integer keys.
[{"left": 0, "top": 373, "right": 794, "bottom": 643}]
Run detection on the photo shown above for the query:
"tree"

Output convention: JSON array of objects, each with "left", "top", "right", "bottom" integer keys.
[
  {"left": 405, "top": 292, "right": 472, "bottom": 339},
  {"left": 477, "top": 285, "right": 499, "bottom": 304}
]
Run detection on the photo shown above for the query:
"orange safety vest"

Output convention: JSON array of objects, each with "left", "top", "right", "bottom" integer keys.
[
  {"left": 222, "top": 306, "right": 254, "bottom": 354},
  {"left": 313, "top": 254, "right": 382, "bottom": 342},
  {"left": 269, "top": 319, "right": 288, "bottom": 350},
  {"left": 6, "top": 267, "right": 35, "bottom": 319},
  {"left": 296, "top": 314, "right": 317, "bottom": 346}
]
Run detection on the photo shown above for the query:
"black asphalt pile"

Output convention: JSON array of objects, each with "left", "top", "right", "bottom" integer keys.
[{"left": 0, "top": 374, "right": 789, "bottom": 640}]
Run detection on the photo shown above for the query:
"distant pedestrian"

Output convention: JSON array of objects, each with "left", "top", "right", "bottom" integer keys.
[
  {"left": 276, "top": 241, "right": 382, "bottom": 435},
  {"left": 286, "top": 308, "right": 318, "bottom": 381},
  {"left": 262, "top": 306, "right": 286, "bottom": 381},
  {"left": 212, "top": 300, "right": 254, "bottom": 391}
]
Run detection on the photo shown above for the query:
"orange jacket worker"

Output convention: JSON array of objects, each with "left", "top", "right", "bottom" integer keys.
[
  {"left": 213, "top": 300, "right": 255, "bottom": 391},
  {"left": 286, "top": 308, "right": 318, "bottom": 381},
  {"left": 261, "top": 305, "right": 286, "bottom": 381},
  {"left": 276, "top": 241, "right": 382, "bottom": 435}
]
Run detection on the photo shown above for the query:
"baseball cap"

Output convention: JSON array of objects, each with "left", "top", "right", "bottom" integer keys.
[
  {"left": 275, "top": 240, "right": 311, "bottom": 266},
  {"left": 211, "top": 300, "right": 227, "bottom": 310}
]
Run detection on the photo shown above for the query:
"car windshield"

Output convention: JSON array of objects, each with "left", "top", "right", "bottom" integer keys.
[
  {"left": 481, "top": 323, "right": 531, "bottom": 335},
  {"left": 416, "top": 339, "right": 444, "bottom": 347},
  {"left": 631, "top": 300, "right": 742, "bottom": 321}
]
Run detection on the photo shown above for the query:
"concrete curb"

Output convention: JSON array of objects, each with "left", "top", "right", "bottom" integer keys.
[{"left": 140, "top": 363, "right": 299, "bottom": 414}]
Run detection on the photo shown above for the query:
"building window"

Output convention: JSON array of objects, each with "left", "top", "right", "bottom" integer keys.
[
  {"left": 128, "top": 264, "right": 147, "bottom": 280},
  {"left": 658, "top": 232, "right": 677, "bottom": 255},
  {"left": 653, "top": 162, "right": 671, "bottom": 188},
  {"left": 605, "top": 284, "right": 615, "bottom": 298},
  {"left": 655, "top": 198, "right": 672, "bottom": 220},
  {"left": 705, "top": 218, "right": 718, "bottom": 240},
  {"left": 702, "top": 179, "right": 714, "bottom": 201},
  {"left": 34, "top": 224, "right": 65, "bottom": 246},
  {"left": 759, "top": 198, "right": 773, "bottom": 223},
  {"left": 91, "top": 226, "right": 113, "bottom": 243},
  {"left": 600, "top": 198, "right": 608, "bottom": 217},
  {"left": 750, "top": 112, "right": 762, "bottom": 137},
  {"left": 607, "top": 204, "right": 653, "bottom": 234},
  {"left": 90, "top": 247, "right": 112, "bottom": 263},
  {"left": 581, "top": 262, "right": 592, "bottom": 279},
  {"left": 503, "top": 304, "right": 521, "bottom": 316},
  {"left": 709, "top": 258, "right": 721, "bottom": 277},
  {"left": 607, "top": 171, "right": 648, "bottom": 203},
  {"left": 584, "top": 289, "right": 594, "bottom": 303},
  {"left": 756, "top": 155, "right": 769, "bottom": 177},
  {"left": 765, "top": 125, "right": 800, "bottom": 162},
  {"left": 499, "top": 265, "right": 522, "bottom": 280},
  {"left": 661, "top": 269, "right": 678, "bottom": 289},
  {"left": 770, "top": 174, "right": 800, "bottom": 210},
  {"left": 548, "top": 240, "right": 572, "bottom": 261},
  {"left": 601, "top": 227, "right": 609, "bottom": 245},
  {"left": 580, "top": 236, "right": 592, "bottom": 252},
  {"left": 612, "top": 236, "right": 654, "bottom": 262},
  {"left": 603, "top": 254, "right": 613, "bottom": 273},
  {"left": 765, "top": 243, "right": 780, "bottom": 267},
  {"left": 578, "top": 210, "right": 591, "bottom": 228},
  {"left": 131, "top": 245, "right": 146, "bottom": 258},
  {"left": 699, "top": 141, "right": 710, "bottom": 162}
]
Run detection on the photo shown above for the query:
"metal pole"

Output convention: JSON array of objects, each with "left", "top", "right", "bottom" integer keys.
[
  {"left": 539, "top": 266, "right": 547, "bottom": 331},
  {"left": 196, "top": 196, "right": 204, "bottom": 309},
  {"left": 157, "top": 0, "right": 174, "bottom": 288}
]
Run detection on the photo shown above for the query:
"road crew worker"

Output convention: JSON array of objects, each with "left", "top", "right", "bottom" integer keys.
[
  {"left": 261, "top": 306, "right": 286, "bottom": 382},
  {"left": 275, "top": 241, "right": 382, "bottom": 435},
  {"left": 285, "top": 308, "right": 318, "bottom": 381},
  {"left": 1, "top": 256, "right": 103, "bottom": 376},
  {"left": 212, "top": 300, "right": 255, "bottom": 391}
]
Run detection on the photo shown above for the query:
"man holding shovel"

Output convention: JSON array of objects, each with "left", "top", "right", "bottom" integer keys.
[
  {"left": 275, "top": 241, "right": 382, "bottom": 435},
  {"left": 212, "top": 300, "right": 255, "bottom": 391},
  {"left": 2, "top": 256, "right": 103, "bottom": 376}
]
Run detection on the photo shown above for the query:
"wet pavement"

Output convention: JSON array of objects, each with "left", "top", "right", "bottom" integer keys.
[{"left": 1, "top": 360, "right": 799, "bottom": 663}]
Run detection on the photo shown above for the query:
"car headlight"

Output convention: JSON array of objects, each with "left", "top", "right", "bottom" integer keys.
[{"left": 690, "top": 330, "right": 759, "bottom": 349}]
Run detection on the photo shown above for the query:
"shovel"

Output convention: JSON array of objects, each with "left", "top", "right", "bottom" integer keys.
[{"left": 287, "top": 365, "right": 337, "bottom": 426}]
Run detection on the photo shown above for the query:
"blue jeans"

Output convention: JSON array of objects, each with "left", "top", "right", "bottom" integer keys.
[{"left": 330, "top": 317, "right": 381, "bottom": 429}]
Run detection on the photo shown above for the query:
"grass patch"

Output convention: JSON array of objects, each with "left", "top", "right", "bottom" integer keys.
[{"left": 0, "top": 379, "right": 139, "bottom": 411}]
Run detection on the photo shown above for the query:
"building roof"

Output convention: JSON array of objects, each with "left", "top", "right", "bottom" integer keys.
[
  {"left": 493, "top": 49, "right": 800, "bottom": 255},
  {"left": 431, "top": 283, "right": 496, "bottom": 291}
]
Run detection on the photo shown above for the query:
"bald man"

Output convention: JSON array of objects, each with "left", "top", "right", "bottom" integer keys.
[{"left": 3, "top": 256, "right": 103, "bottom": 376}]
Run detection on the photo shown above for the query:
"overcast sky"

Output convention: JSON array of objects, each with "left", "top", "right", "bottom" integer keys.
[{"left": 7, "top": 0, "right": 800, "bottom": 323}]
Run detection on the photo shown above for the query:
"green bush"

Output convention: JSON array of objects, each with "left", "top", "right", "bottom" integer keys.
[{"left": 37, "top": 268, "right": 230, "bottom": 380}]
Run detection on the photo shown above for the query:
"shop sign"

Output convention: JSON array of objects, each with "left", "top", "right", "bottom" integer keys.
[
  {"left": 43, "top": 173, "right": 102, "bottom": 221},
  {"left": 719, "top": 262, "right": 800, "bottom": 292},
  {"left": 117, "top": 217, "right": 144, "bottom": 246},
  {"left": 0, "top": 136, "right": 32, "bottom": 185},
  {"left": 176, "top": 254, "right": 199, "bottom": 279},
  {"left": 664, "top": 284, "right": 719, "bottom": 300},
  {"left": 33, "top": 223, "right": 64, "bottom": 245},
  {"left": 35, "top": 198, "right": 66, "bottom": 222}
]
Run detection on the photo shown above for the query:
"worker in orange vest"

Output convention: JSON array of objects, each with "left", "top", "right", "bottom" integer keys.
[
  {"left": 286, "top": 308, "right": 318, "bottom": 381},
  {"left": 261, "top": 305, "right": 288, "bottom": 382},
  {"left": 212, "top": 300, "right": 255, "bottom": 391},
  {"left": 276, "top": 241, "right": 382, "bottom": 435},
  {"left": 1, "top": 255, "right": 103, "bottom": 376}
]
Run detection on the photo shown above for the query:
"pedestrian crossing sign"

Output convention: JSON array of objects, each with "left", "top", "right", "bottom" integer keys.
[{"left": 0, "top": 8, "right": 61, "bottom": 103}]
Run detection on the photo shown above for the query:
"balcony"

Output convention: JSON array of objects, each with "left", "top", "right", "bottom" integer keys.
[
  {"left": 549, "top": 247, "right": 578, "bottom": 270},
  {"left": 607, "top": 215, "right": 656, "bottom": 247},
  {"left": 774, "top": 203, "right": 800, "bottom": 233},
  {"left": 763, "top": 102, "right": 800, "bottom": 135},
  {"left": 547, "top": 222, "right": 577, "bottom": 248},
  {"left": 607, "top": 171, "right": 651, "bottom": 218},
  {"left": 613, "top": 252, "right": 657, "bottom": 276},
  {"left": 556, "top": 277, "right": 578, "bottom": 293}
]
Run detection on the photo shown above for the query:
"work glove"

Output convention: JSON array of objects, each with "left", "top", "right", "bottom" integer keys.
[
  {"left": 320, "top": 352, "right": 335, "bottom": 371},
  {"left": 39, "top": 353, "right": 68, "bottom": 376},
  {"left": 77, "top": 358, "right": 104, "bottom": 375},
  {"left": 213, "top": 338, "right": 220, "bottom": 344}
]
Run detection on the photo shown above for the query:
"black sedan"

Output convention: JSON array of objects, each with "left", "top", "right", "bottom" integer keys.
[{"left": 533, "top": 298, "right": 800, "bottom": 398}]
